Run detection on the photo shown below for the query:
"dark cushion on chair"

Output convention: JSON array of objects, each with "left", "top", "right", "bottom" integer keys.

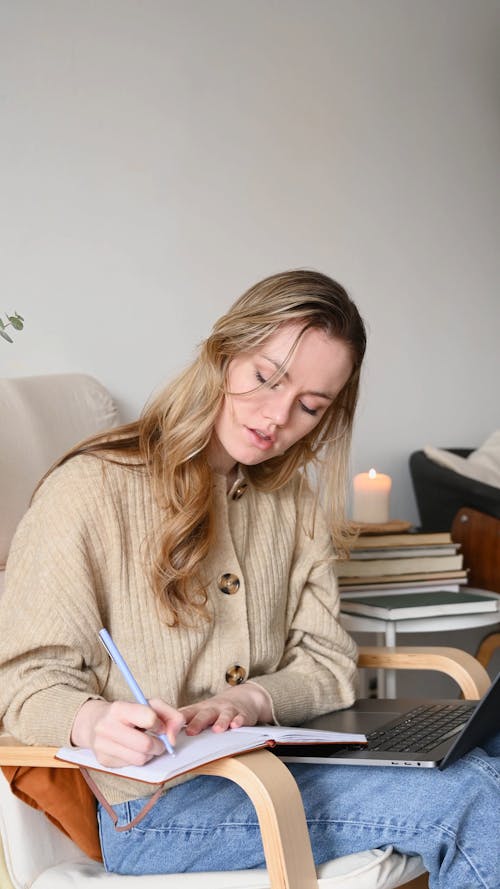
[{"left": 409, "top": 449, "right": 500, "bottom": 532}]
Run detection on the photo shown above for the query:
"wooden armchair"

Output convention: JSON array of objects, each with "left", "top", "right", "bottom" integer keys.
[{"left": 0, "top": 645, "right": 490, "bottom": 889}]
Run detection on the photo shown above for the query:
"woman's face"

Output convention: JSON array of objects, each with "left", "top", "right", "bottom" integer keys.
[{"left": 210, "top": 323, "right": 354, "bottom": 475}]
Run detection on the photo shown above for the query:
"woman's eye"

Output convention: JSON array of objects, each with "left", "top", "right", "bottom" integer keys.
[
  {"left": 256, "top": 370, "right": 319, "bottom": 415},
  {"left": 255, "top": 370, "right": 279, "bottom": 390},
  {"left": 300, "top": 402, "right": 318, "bottom": 417}
]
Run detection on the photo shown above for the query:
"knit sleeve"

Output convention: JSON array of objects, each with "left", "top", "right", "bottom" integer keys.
[
  {"left": 251, "top": 486, "right": 358, "bottom": 725},
  {"left": 0, "top": 458, "right": 111, "bottom": 746}
]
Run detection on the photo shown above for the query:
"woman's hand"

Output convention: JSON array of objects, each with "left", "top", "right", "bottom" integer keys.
[
  {"left": 70, "top": 697, "right": 185, "bottom": 768},
  {"left": 180, "top": 682, "right": 273, "bottom": 735}
]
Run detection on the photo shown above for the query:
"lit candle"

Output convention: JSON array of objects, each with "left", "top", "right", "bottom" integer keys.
[{"left": 352, "top": 468, "right": 392, "bottom": 523}]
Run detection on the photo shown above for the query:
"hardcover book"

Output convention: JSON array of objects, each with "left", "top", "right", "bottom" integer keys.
[
  {"left": 340, "top": 589, "right": 500, "bottom": 620},
  {"left": 336, "top": 554, "right": 463, "bottom": 578},
  {"left": 351, "top": 532, "right": 453, "bottom": 549}
]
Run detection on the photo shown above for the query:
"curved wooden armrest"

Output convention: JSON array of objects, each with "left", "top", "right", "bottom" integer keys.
[
  {"left": 195, "top": 750, "right": 318, "bottom": 889},
  {"left": 0, "top": 736, "right": 77, "bottom": 766},
  {"left": 358, "top": 645, "right": 490, "bottom": 699},
  {"left": 0, "top": 739, "right": 317, "bottom": 889},
  {"left": 475, "top": 631, "right": 500, "bottom": 670}
]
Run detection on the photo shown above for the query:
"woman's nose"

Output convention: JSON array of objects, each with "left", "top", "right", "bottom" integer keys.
[{"left": 263, "top": 392, "right": 292, "bottom": 427}]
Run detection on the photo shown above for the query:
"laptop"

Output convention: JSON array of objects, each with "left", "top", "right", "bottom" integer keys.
[{"left": 278, "top": 670, "right": 499, "bottom": 769}]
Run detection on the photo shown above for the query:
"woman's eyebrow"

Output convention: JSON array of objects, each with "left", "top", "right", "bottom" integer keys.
[{"left": 260, "top": 354, "right": 334, "bottom": 401}]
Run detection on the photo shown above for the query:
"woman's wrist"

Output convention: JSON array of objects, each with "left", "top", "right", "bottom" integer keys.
[
  {"left": 242, "top": 681, "right": 274, "bottom": 723},
  {"left": 70, "top": 698, "right": 108, "bottom": 747}
]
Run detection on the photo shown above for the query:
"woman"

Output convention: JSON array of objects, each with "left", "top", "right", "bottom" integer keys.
[{"left": 0, "top": 269, "right": 498, "bottom": 887}]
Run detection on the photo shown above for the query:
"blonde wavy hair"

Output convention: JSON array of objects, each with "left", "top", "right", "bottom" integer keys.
[{"left": 45, "top": 270, "right": 366, "bottom": 625}]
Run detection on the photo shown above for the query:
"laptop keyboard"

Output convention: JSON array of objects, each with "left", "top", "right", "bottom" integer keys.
[{"left": 367, "top": 702, "right": 476, "bottom": 753}]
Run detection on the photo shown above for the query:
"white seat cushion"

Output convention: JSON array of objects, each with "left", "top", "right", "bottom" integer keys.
[
  {"left": 0, "top": 773, "right": 424, "bottom": 889},
  {"left": 424, "top": 430, "right": 500, "bottom": 489},
  {"left": 0, "top": 373, "right": 119, "bottom": 568},
  {"left": 30, "top": 848, "right": 424, "bottom": 889}
]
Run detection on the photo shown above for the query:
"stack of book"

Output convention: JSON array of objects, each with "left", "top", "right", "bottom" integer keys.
[{"left": 336, "top": 531, "right": 468, "bottom": 595}]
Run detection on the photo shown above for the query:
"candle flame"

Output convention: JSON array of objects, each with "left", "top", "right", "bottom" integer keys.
[{"left": 368, "top": 468, "right": 377, "bottom": 479}]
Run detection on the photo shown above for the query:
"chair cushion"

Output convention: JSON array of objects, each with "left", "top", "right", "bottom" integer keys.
[
  {"left": 31, "top": 848, "right": 424, "bottom": 889},
  {"left": 0, "top": 772, "right": 424, "bottom": 889},
  {"left": 0, "top": 373, "right": 119, "bottom": 566},
  {"left": 424, "top": 430, "right": 500, "bottom": 489}
]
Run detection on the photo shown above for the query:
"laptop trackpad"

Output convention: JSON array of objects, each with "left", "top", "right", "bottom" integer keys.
[{"left": 301, "top": 700, "right": 409, "bottom": 735}]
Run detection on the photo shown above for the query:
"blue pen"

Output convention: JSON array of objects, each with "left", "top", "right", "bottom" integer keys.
[{"left": 98, "top": 628, "right": 175, "bottom": 756}]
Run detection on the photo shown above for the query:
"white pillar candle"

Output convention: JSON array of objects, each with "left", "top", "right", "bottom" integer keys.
[{"left": 352, "top": 468, "right": 392, "bottom": 523}]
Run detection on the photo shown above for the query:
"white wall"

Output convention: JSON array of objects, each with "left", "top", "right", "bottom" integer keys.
[{"left": 1, "top": 0, "right": 499, "bottom": 524}]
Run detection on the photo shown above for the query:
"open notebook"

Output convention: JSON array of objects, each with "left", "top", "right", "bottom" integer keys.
[{"left": 57, "top": 724, "right": 366, "bottom": 785}]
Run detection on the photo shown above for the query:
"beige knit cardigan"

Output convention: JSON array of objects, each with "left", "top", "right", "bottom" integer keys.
[{"left": 0, "top": 455, "right": 357, "bottom": 804}]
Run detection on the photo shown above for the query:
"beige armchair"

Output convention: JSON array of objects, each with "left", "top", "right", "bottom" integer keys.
[{"left": 0, "top": 374, "right": 491, "bottom": 889}]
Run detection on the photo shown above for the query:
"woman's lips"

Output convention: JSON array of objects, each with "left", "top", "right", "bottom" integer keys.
[{"left": 245, "top": 427, "right": 275, "bottom": 450}]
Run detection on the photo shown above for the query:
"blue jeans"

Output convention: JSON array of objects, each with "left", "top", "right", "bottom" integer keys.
[{"left": 98, "top": 734, "right": 500, "bottom": 889}]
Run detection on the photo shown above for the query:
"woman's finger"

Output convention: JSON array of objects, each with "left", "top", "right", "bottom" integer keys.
[
  {"left": 183, "top": 705, "right": 222, "bottom": 735},
  {"left": 148, "top": 697, "right": 186, "bottom": 745},
  {"left": 91, "top": 699, "right": 184, "bottom": 761},
  {"left": 93, "top": 722, "right": 165, "bottom": 765},
  {"left": 183, "top": 702, "right": 241, "bottom": 735},
  {"left": 93, "top": 735, "right": 160, "bottom": 768}
]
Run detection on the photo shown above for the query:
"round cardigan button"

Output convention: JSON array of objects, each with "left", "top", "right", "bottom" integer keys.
[
  {"left": 225, "top": 665, "right": 246, "bottom": 686},
  {"left": 218, "top": 573, "right": 240, "bottom": 595}
]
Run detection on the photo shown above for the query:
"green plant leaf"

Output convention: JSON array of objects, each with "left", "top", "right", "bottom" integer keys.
[
  {"left": 0, "top": 318, "right": 4, "bottom": 329},
  {"left": 8, "top": 316, "right": 24, "bottom": 330},
  {"left": 0, "top": 329, "right": 13, "bottom": 343}
]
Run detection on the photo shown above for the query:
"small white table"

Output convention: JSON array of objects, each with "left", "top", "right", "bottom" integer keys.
[{"left": 341, "top": 600, "right": 500, "bottom": 697}]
